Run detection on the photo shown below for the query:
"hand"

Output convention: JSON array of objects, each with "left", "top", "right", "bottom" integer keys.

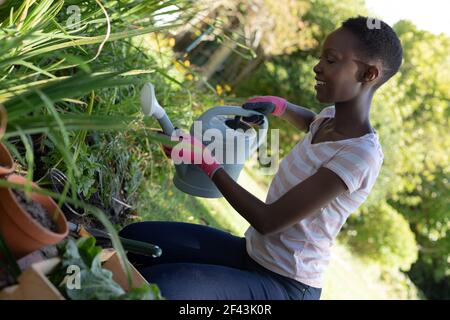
[
  {"left": 241, "top": 96, "right": 287, "bottom": 124},
  {"left": 151, "top": 129, "right": 173, "bottom": 158},
  {"left": 154, "top": 129, "right": 222, "bottom": 178}
]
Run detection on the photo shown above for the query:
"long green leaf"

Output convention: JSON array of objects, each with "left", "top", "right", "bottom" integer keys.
[{"left": 0, "top": 23, "right": 183, "bottom": 68}]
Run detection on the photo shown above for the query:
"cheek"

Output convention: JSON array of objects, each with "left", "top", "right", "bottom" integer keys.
[{"left": 332, "top": 66, "right": 360, "bottom": 101}]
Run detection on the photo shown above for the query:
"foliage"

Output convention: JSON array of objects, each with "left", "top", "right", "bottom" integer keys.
[
  {"left": 0, "top": 233, "right": 21, "bottom": 287},
  {"left": 49, "top": 237, "right": 162, "bottom": 300},
  {"left": 408, "top": 252, "right": 450, "bottom": 300},
  {"left": 342, "top": 202, "right": 418, "bottom": 271},
  {"left": 0, "top": 0, "right": 193, "bottom": 292},
  {"left": 227, "top": 0, "right": 317, "bottom": 56}
]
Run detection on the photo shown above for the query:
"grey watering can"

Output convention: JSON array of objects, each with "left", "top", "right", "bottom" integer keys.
[{"left": 141, "top": 83, "right": 268, "bottom": 198}]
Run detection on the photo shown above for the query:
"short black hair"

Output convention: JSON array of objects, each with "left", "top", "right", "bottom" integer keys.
[{"left": 342, "top": 16, "right": 403, "bottom": 84}]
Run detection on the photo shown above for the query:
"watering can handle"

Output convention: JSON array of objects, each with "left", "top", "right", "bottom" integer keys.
[{"left": 196, "top": 106, "right": 268, "bottom": 151}]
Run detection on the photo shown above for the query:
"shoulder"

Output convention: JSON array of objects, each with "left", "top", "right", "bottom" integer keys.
[
  {"left": 342, "top": 137, "right": 384, "bottom": 169},
  {"left": 323, "top": 138, "right": 383, "bottom": 193}
]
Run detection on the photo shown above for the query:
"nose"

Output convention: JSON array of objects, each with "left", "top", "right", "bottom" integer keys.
[{"left": 313, "top": 60, "right": 323, "bottom": 75}]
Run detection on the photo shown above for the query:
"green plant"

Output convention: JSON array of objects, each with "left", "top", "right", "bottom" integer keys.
[
  {"left": 0, "top": 233, "right": 21, "bottom": 288},
  {"left": 49, "top": 237, "right": 162, "bottom": 300},
  {"left": 342, "top": 202, "right": 418, "bottom": 271},
  {"left": 0, "top": 0, "right": 188, "bottom": 289}
]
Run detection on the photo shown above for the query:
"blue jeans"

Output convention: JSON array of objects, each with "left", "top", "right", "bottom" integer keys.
[{"left": 119, "top": 221, "right": 321, "bottom": 300}]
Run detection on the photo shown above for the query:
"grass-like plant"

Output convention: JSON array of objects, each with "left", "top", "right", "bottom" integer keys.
[{"left": 0, "top": 0, "right": 190, "bottom": 290}]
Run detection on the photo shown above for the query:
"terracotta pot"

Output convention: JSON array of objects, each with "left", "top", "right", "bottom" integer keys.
[
  {"left": 0, "top": 143, "right": 15, "bottom": 177},
  {"left": 0, "top": 175, "right": 68, "bottom": 258}
]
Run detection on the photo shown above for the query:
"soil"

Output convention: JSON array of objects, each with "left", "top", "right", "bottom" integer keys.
[{"left": 12, "top": 190, "right": 58, "bottom": 233}]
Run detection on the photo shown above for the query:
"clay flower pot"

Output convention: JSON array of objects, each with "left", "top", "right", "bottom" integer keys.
[
  {"left": 0, "top": 175, "right": 69, "bottom": 258},
  {"left": 0, "top": 143, "right": 15, "bottom": 177}
]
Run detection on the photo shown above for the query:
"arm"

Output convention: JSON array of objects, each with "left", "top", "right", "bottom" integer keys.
[
  {"left": 279, "top": 101, "right": 317, "bottom": 133},
  {"left": 211, "top": 166, "right": 347, "bottom": 235},
  {"left": 160, "top": 129, "right": 346, "bottom": 235}
]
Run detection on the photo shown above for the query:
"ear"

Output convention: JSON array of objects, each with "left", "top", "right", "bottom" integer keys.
[{"left": 363, "top": 65, "right": 380, "bottom": 83}]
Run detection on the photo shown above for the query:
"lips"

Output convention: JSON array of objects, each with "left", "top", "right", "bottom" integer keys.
[{"left": 314, "top": 78, "right": 327, "bottom": 90}]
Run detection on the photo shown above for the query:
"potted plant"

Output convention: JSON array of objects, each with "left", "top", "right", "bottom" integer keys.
[
  {"left": 0, "top": 237, "right": 162, "bottom": 300},
  {"left": 0, "top": 174, "right": 69, "bottom": 258}
]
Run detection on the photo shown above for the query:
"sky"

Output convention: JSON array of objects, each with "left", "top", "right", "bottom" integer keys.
[{"left": 365, "top": 0, "right": 450, "bottom": 35}]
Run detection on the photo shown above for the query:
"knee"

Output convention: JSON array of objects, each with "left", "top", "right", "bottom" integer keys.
[
  {"left": 139, "top": 265, "right": 191, "bottom": 300},
  {"left": 139, "top": 264, "right": 219, "bottom": 300},
  {"left": 119, "top": 221, "right": 164, "bottom": 241},
  {"left": 119, "top": 222, "right": 142, "bottom": 239}
]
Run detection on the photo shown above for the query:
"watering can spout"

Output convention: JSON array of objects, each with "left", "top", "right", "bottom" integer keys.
[
  {"left": 140, "top": 83, "right": 163, "bottom": 118},
  {"left": 140, "top": 83, "right": 175, "bottom": 135}
]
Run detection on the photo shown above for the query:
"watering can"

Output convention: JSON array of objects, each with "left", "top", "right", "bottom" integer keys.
[{"left": 140, "top": 83, "right": 268, "bottom": 198}]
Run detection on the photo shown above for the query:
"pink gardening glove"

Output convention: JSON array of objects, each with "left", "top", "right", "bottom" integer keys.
[
  {"left": 243, "top": 96, "right": 287, "bottom": 116},
  {"left": 159, "top": 129, "right": 222, "bottom": 178}
]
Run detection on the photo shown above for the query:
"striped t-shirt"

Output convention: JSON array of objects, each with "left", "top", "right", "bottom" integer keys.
[{"left": 245, "top": 105, "right": 384, "bottom": 288}]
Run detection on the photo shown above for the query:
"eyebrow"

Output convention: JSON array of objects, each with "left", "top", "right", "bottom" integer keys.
[{"left": 323, "top": 48, "right": 342, "bottom": 57}]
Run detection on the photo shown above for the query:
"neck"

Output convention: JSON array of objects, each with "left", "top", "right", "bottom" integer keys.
[{"left": 333, "top": 91, "right": 374, "bottom": 135}]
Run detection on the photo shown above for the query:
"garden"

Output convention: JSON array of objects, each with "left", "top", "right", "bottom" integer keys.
[{"left": 0, "top": 0, "right": 448, "bottom": 300}]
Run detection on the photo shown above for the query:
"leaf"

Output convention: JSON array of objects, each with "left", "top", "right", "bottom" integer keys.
[
  {"left": 76, "top": 237, "right": 102, "bottom": 267},
  {"left": 0, "top": 233, "right": 21, "bottom": 282},
  {"left": 119, "top": 283, "right": 164, "bottom": 300},
  {"left": 49, "top": 237, "right": 162, "bottom": 300},
  {"left": 66, "top": 254, "right": 125, "bottom": 300}
]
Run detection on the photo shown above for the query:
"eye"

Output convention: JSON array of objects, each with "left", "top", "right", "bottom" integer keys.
[{"left": 318, "top": 55, "right": 335, "bottom": 64}]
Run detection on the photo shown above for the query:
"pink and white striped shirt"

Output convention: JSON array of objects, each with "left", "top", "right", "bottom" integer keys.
[{"left": 245, "top": 105, "right": 384, "bottom": 288}]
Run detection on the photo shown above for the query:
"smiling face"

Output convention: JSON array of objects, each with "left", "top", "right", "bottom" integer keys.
[{"left": 313, "top": 27, "right": 379, "bottom": 104}]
